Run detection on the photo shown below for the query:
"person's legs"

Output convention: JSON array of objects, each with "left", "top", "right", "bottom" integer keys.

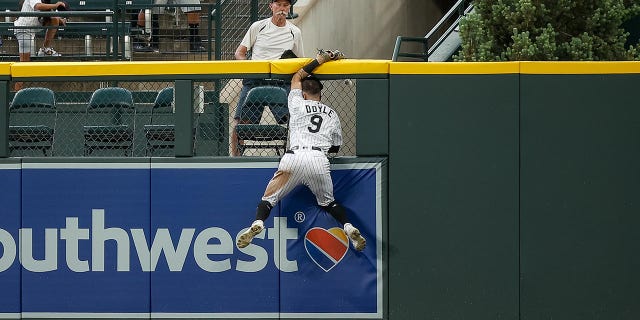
[
  {"left": 322, "top": 201, "right": 366, "bottom": 251},
  {"left": 14, "top": 31, "right": 34, "bottom": 90},
  {"left": 229, "top": 118, "right": 242, "bottom": 156},
  {"left": 237, "top": 198, "right": 277, "bottom": 249},
  {"left": 237, "top": 154, "right": 298, "bottom": 248},
  {"left": 231, "top": 79, "right": 262, "bottom": 156},
  {"left": 306, "top": 154, "right": 366, "bottom": 251},
  {"left": 43, "top": 17, "right": 61, "bottom": 47},
  {"left": 150, "top": 14, "right": 160, "bottom": 50},
  {"left": 179, "top": 0, "right": 204, "bottom": 52},
  {"left": 186, "top": 11, "right": 204, "bottom": 52},
  {"left": 39, "top": 17, "right": 62, "bottom": 56},
  {"left": 151, "top": 0, "right": 167, "bottom": 50},
  {"left": 16, "top": 31, "right": 34, "bottom": 61},
  {"left": 133, "top": 9, "right": 154, "bottom": 52}
]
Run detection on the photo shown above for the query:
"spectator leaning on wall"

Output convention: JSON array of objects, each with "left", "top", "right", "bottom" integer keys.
[{"left": 231, "top": 0, "right": 303, "bottom": 156}]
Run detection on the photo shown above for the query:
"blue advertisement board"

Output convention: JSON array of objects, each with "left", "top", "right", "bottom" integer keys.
[
  {"left": 0, "top": 161, "right": 383, "bottom": 319},
  {"left": 20, "top": 163, "right": 151, "bottom": 315},
  {"left": 0, "top": 164, "right": 21, "bottom": 319}
]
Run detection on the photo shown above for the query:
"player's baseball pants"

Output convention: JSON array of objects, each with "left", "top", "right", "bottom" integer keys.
[{"left": 262, "top": 149, "right": 334, "bottom": 207}]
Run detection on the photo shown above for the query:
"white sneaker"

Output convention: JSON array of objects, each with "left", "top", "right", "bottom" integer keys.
[
  {"left": 37, "top": 47, "right": 61, "bottom": 57},
  {"left": 237, "top": 220, "right": 264, "bottom": 248},
  {"left": 344, "top": 223, "right": 366, "bottom": 251}
]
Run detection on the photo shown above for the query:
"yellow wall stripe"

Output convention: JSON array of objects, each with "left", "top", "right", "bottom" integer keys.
[
  {"left": 270, "top": 58, "right": 310, "bottom": 75},
  {"left": 0, "top": 63, "right": 11, "bottom": 75},
  {"left": 520, "top": 61, "right": 640, "bottom": 74},
  {"left": 10, "top": 61, "right": 271, "bottom": 78},
  {"left": 6, "top": 61, "right": 640, "bottom": 78},
  {"left": 390, "top": 62, "right": 520, "bottom": 74},
  {"left": 271, "top": 59, "right": 389, "bottom": 75}
]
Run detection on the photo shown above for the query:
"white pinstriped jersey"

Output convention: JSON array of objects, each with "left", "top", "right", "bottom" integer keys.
[
  {"left": 260, "top": 89, "right": 342, "bottom": 207},
  {"left": 287, "top": 89, "right": 343, "bottom": 152}
]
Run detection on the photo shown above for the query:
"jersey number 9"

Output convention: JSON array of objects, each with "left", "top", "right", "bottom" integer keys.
[{"left": 307, "top": 115, "right": 323, "bottom": 133}]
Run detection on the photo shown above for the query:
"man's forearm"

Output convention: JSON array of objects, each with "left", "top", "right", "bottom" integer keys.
[
  {"left": 235, "top": 45, "right": 248, "bottom": 60},
  {"left": 291, "top": 54, "right": 329, "bottom": 89},
  {"left": 291, "top": 68, "right": 309, "bottom": 88}
]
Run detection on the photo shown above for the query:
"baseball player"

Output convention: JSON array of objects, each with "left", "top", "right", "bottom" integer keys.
[{"left": 237, "top": 50, "right": 366, "bottom": 252}]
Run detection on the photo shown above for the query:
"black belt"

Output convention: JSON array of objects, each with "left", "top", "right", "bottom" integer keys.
[{"left": 287, "top": 146, "right": 321, "bottom": 153}]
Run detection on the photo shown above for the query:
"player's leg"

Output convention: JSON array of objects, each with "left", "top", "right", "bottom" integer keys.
[
  {"left": 320, "top": 200, "right": 365, "bottom": 251},
  {"left": 237, "top": 154, "right": 299, "bottom": 248},
  {"left": 236, "top": 201, "right": 270, "bottom": 249},
  {"left": 343, "top": 221, "right": 366, "bottom": 251},
  {"left": 307, "top": 154, "right": 366, "bottom": 251},
  {"left": 237, "top": 172, "right": 296, "bottom": 248}
]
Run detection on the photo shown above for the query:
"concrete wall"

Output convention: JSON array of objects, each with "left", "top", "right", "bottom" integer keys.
[{"left": 292, "top": 0, "right": 444, "bottom": 59}]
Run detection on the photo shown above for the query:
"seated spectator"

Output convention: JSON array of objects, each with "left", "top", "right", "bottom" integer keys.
[
  {"left": 15, "top": 0, "right": 66, "bottom": 58},
  {"left": 14, "top": 0, "right": 66, "bottom": 89}
]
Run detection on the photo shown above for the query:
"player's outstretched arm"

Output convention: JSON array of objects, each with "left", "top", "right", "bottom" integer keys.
[
  {"left": 291, "top": 51, "right": 331, "bottom": 90},
  {"left": 292, "top": 49, "right": 347, "bottom": 90}
]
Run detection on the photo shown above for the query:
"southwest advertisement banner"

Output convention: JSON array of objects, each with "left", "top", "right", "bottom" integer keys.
[{"left": 0, "top": 160, "right": 384, "bottom": 319}]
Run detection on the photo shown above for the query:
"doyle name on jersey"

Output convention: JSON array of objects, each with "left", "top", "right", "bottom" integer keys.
[{"left": 305, "top": 104, "right": 334, "bottom": 118}]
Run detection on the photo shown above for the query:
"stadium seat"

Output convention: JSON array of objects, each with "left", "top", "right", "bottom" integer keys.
[
  {"left": 143, "top": 87, "right": 176, "bottom": 156},
  {"left": 83, "top": 87, "right": 135, "bottom": 156},
  {"left": 235, "top": 86, "right": 289, "bottom": 156},
  {"left": 143, "top": 86, "right": 200, "bottom": 156},
  {"left": 8, "top": 87, "right": 57, "bottom": 156}
]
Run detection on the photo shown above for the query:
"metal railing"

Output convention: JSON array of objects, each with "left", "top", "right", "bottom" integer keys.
[
  {"left": 392, "top": 0, "right": 474, "bottom": 62},
  {"left": 0, "top": 0, "right": 291, "bottom": 61},
  {"left": 0, "top": 10, "right": 119, "bottom": 60}
]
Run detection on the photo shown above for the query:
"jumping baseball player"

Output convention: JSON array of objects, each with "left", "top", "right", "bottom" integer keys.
[{"left": 237, "top": 50, "right": 366, "bottom": 252}]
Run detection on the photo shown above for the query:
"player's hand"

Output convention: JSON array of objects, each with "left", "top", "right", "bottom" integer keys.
[
  {"left": 317, "top": 49, "right": 345, "bottom": 64},
  {"left": 316, "top": 50, "right": 331, "bottom": 64}
]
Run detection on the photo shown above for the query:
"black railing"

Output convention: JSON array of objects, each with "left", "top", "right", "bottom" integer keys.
[
  {"left": 392, "top": 0, "right": 474, "bottom": 62},
  {"left": 0, "top": 10, "right": 119, "bottom": 59},
  {"left": 0, "top": 1, "right": 271, "bottom": 61}
]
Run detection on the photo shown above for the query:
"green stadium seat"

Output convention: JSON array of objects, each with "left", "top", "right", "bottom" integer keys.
[
  {"left": 235, "top": 86, "right": 289, "bottom": 156},
  {"left": 9, "top": 87, "right": 58, "bottom": 156},
  {"left": 83, "top": 87, "right": 136, "bottom": 156},
  {"left": 143, "top": 87, "right": 176, "bottom": 156}
]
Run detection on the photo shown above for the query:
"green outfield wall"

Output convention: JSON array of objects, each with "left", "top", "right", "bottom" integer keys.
[
  {"left": 518, "top": 67, "right": 640, "bottom": 320},
  {"left": 389, "top": 63, "right": 520, "bottom": 319},
  {"left": 387, "top": 62, "right": 639, "bottom": 320},
  {"left": 1, "top": 61, "right": 639, "bottom": 319}
]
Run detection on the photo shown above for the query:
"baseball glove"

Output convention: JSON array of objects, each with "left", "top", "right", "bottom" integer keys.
[{"left": 317, "top": 48, "right": 345, "bottom": 61}]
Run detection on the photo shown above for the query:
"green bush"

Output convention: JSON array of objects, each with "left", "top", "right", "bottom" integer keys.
[{"left": 456, "top": 0, "right": 640, "bottom": 61}]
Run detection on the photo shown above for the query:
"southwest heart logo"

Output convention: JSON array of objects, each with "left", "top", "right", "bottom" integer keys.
[{"left": 304, "top": 227, "right": 349, "bottom": 272}]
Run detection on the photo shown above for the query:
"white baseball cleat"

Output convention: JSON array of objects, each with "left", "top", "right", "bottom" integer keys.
[
  {"left": 237, "top": 220, "right": 264, "bottom": 248},
  {"left": 345, "top": 224, "right": 367, "bottom": 251}
]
